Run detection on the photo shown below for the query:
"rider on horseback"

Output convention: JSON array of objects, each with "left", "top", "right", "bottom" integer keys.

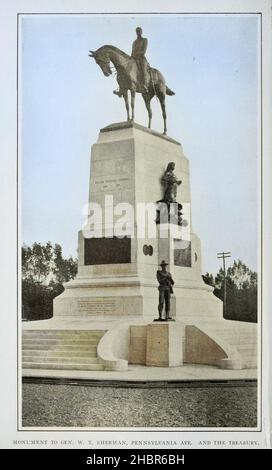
[
  {"left": 131, "top": 27, "right": 149, "bottom": 93},
  {"left": 90, "top": 39, "right": 175, "bottom": 134},
  {"left": 114, "top": 27, "right": 150, "bottom": 97}
]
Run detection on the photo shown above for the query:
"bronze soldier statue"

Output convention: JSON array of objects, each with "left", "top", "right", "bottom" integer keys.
[
  {"left": 156, "top": 162, "right": 183, "bottom": 225},
  {"left": 131, "top": 26, "right": 149, "bottom": 93},
  {"left": 162, "top": 162, "right": 182, "bottom": 203},
  {"left": 156, "top": 260, "right": 175, "bottom": 321}
]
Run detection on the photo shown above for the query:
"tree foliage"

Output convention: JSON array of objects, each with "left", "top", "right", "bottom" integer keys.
[
  {"left": 22, "top": 242, "right": 53, "bottom": 283},
  {"left": 22, "top": 242, "right": 77, "bottom": 320},
  {"left": 202, "top": 259, "right": 257, "bottom": 323}
]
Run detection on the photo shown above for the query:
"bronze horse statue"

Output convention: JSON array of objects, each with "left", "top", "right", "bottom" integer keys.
[{"left": 89, "top": 45, "right": 175, "bottom": 134}]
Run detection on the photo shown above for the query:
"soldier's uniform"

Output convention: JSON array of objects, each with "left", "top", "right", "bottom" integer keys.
[
  {"left": 131, "top": 36, "right": 149, "bottom": 92},
  {"left": 157, "top": 261, "right": 174, "bottom": 320}
]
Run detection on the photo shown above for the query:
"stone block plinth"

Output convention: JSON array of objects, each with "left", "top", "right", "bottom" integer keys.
[
  {"left": 129, "top": 325, "right": 147, "bottom": 364},
  {"left": 146, "top": 322, "right": 184, "bottom": 367}
]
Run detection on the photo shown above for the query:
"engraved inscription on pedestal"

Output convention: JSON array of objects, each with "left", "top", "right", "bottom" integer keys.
[
  {"left": 174, "top": 239, "right": 192, "bottom": 267},
  {"left": 93, "top": 177, "right": 130, "bottom": 192},
  {"left": 84, "top": 236, "right": 131, "bottom": 265},
  {"left": 78, "top": 298, "right": 117, "bottom": 315}
]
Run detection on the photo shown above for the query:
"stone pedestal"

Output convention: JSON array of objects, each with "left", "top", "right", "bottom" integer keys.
[
  {"left": 53, "top": 121, "right": 221, "bottom": 320},
  {"left": 129, "top": 325, "right": 147, "bottom": 365},
  {"left": 146, "top": 323, "right": 184, "bottom": 367},
  {"left": 49, "top": 121, "right": 257, "bottom": 372},
  {"left": 129, "top": 322, "right": 184, "bottom": 367}
]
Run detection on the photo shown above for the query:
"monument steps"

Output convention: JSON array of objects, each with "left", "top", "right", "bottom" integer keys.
[
  {"left": 23, "top": 330, "right": 104, "bottom": 338},
  {"left": 190, "top": 321, "right": 258, "bottom": 369},
  {"left": 235, "top": 344, "right": 258, "bottom": 351},
  {"left": 22, "top": 362, "right": 104, "bottom": 371},
  {"left": 209, "top": 326, "right": 257, "bottom": 363},
  {"left": 210, "top": 329, "right": 256, "bottom": 339},
  {"left": 22, "top": 329, "right": 107, "bottom": 372},
  {"left": 239, "top": 359, "right": 256, "bottom": 369},
  {"left": 22, "top": 338, "right": 100, "bottom": 347},
  {"left": 22, "top": 349, "right": 97, "bottom": 358},
  {"left": 22, "top": 355, "right": 99, "bottom": 364},
  {"left": 22, "top": 343, "right": 99, "bottom": 351}
]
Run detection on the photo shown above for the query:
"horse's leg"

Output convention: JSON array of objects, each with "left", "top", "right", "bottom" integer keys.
[
  {"left": 158, "top": 92, "right": 167, "bottom": 134},
  {"left": 123, "top": 90, "right": 130, "bottom": 121},
  {"left": 130, "top": 89, "right": 136, "bottom": 121},
  {"left": 142, "top": 92, "right": 153, "bottom": 129}
]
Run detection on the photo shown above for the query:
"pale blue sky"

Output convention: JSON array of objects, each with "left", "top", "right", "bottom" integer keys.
[{"left": 21, "top": 14, "right": 259, "bottom": 274}]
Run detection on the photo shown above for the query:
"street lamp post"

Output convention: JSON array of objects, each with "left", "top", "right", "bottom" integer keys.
[{"left": 217, "top": 251, "right": 231, "bottom": 317}]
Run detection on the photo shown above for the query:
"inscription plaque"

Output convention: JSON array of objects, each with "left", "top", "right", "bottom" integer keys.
[
  {"left": 174, "top": 239, "right": 192, "bottom": 267},
  {"left": 84, "top": 236, "right": 131, "bottom": 265},
  {"left": 78, "top": 298, "right": 116, "bottom": 315}
]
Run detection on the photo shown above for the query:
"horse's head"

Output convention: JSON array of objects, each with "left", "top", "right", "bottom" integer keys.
[{"left": 89, "top": 48, "right": 112, "bottom": 77}]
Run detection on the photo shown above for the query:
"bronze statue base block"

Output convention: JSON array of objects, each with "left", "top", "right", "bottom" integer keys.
[
  {"left": 153, "top": 318, "right": 175, "bottom": 322},
  {"left": 146, "top": 322, "right": 184, "bottom": 367}
]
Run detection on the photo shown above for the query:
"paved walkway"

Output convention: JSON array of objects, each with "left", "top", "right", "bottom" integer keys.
[{"left": 22, "top": 382, "right": 257, "bottom": 428}]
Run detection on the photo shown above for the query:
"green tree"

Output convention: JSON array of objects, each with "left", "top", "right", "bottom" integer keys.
[
  {"left": 202, "top": 272, "right": 215, "bottom": 286},
  {"left": 22, "top": 242, "right": 77, "bottom": 320},
  {"left": 52, "top": 243, "right": 78, "bottom": 283},
  {"left": 22, "top": 242, "right": 53, "bottom": 283},
  {"left": 203, "top": 260, "right": 257, "bottom": 323}
]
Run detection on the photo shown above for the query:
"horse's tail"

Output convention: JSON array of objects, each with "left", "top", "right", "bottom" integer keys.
[{"left": 166, "top": 86, "right": 175, "bottom": 96}]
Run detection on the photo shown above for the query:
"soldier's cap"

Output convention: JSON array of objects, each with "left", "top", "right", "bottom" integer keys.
[{"left": 159, "top": 260, "right": 168, "bottom": 267}]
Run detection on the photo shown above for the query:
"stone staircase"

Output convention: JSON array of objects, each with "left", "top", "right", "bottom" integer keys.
[
  {"left": 212, "top": 321, "right": 257, "bottom": 369},
  {"left": 198, "top": 320, "right": 257, "bottom": 369},
  {"left": 22, "top": 329, "right": 107, "bottom": 371}
]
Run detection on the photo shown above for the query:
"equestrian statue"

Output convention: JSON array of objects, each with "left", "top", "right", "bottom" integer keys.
[{"left": 89, "top": 27, "right": 175, "bottom": 135}]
